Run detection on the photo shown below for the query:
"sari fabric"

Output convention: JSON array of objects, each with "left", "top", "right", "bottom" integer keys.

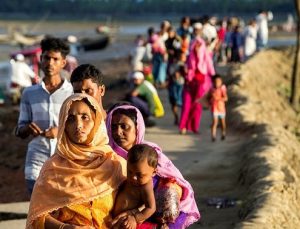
[
  {"left": 186, "top": 37, "right": 215, "bottom": 84},
  {"left": 26, "top": 94, "right": 126, "bottom": 229},
  {"left": 179, "top": 37, "right": 215, "bottom": 133},
  {"left": 106, "top": 105, "right": 200, "bottom": 228}
]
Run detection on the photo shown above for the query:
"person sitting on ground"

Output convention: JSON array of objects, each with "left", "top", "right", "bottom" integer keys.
[
  {"left": 70, "top": 64, "right": 106, "bottom": 119},
  {"left": 111, "top": 144, "right": 158, "bottom": 229},
  {"left": 208, "top": 74, "right": 228, "bottom": 141},
  {"left": 106, "top": 104, "right": 200, "bottom": 228},
  {"left": 26, "top": 94, "right": 126, "bottom": 229},
  {"left": 126, "top": 71, "right": 164, "bottom": 125}
]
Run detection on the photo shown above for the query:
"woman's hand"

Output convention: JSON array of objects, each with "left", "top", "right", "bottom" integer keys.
[
  {"left": 111, "top": 211, "right": 137, "bottom": 229},
  {"left": 111, "top": 211, "right": 129, "bottom": 225},
  {"left": 122, "top": 215, "right": 137, "bottom": 229}
]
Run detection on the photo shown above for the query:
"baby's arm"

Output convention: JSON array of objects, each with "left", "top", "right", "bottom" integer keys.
[
  {"left": 133, "top": 181, "right": 156, "bottom": 224},
  {"left": 111, "top": 182, "right": 156, "bottom": 228}
]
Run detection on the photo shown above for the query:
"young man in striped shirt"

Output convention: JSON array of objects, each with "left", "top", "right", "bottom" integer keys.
[{"left": 16, "top": 37, "right": 73, "bottom": 196}]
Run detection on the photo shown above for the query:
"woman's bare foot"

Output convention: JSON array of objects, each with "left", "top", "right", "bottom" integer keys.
[{"left": 180, "top": 128, "right": 187, "bottom": 135}]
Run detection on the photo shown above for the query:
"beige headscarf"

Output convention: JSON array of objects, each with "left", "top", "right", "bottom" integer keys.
[{"left": 26, "top": 93, "right": 126, "bottom": 228}]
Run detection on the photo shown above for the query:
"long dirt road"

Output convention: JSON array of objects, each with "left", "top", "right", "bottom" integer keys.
[{"left": 146, "top": 66, "right": 248, "bottom": 228}]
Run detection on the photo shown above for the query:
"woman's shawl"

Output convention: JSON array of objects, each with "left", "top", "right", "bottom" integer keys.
[
  {"left": 106, "top": 105, "right": 200, "bottom": 228},
  {"left": 186, "top": 37, "right": 215, "bottom": 82},
  {"left": 26, "top": 94, "right": 126, "bottom": 229}
]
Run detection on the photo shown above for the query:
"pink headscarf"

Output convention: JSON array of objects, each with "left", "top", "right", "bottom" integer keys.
[
  {"left": 106, "top": 105, "right": 200, "bottom": 228},
  {"left": 186, "top": 37, "right": 215, "bottom": 82}
]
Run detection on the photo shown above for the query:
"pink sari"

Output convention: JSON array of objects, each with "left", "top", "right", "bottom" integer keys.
[
  {"left": 179, "top": 37, "right": 215, "bottom": 133},
  {"left": 106, "top": 105, "right": 200, "bottom": 228}
]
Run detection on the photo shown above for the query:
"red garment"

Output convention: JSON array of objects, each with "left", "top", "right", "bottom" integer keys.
[
  {"left": 210, "top": 85, "right": 227, "bottom": 113},
  {"left": 217, "top": 27, "right": 226, "bottom": 42},
  {"left": 179, "top": 80, "right": 204, "bottom": 133},
  {"left": 194, "top": 69, "right": 205, "bottom": 83},
  {"left": 180, "top": 37, "right": 215, "bottom": 133},
  {"left": 137, "top": 222, "right": 157, "bottom": 229}
]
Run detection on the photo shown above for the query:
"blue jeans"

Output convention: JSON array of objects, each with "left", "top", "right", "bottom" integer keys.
[
  {"left": 152, "top": 53, "right": 167, "bottom": 84},
  {"left": 26, "top": 179, "right": 36, "bottom": 197}
]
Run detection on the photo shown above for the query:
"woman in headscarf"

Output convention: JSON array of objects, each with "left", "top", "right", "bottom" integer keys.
[
  {"left": 179, "top": 37, "right": 215, "bottom": 134},
  {"left": 26, "top": 94, "right": 126, "bottom": 229},
  {"left": 106, "top": 104, "right": 200, "bottom": 229}
]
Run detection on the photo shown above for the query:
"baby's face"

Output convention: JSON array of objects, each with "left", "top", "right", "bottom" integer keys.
[{"left": 127, "top": 158, "right": 155, "bottom": 186}]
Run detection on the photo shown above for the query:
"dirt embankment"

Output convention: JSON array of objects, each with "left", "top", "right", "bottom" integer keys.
[{"left": 227, "top": 47, "right": 300, "bottom": 228}]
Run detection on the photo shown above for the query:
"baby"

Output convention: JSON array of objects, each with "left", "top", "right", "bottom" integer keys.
[{"left": 111, "top": 144, "right": 158, "bottom": 229}]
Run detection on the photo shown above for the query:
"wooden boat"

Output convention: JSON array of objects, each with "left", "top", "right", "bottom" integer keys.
[
  {"left": 0, "top": 31, "right": 44, "bottom": 47},
  {"left": 79, "top": 35, "right": 110, "bottom": 51}
]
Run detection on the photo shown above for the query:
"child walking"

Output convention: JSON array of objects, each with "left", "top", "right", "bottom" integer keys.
[
  {"left": 209, "top": 74, "right": 228, "bottom": 141},
  {"left": 111, "top": 144, "right": 158, "bottom": 229},
  {"left": 167, "top": 52, "right": 185, "bottom": 125}
]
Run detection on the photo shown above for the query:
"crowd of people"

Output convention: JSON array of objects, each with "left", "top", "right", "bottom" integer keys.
[
  {"left": 127, "top": 12, "right": 272, "bottom": 137},
  {"left": 16, "top": 36, "right": 199, "bottom": 229},
  {"left": 14, "top": 11, "right": 274, "bottom": 229}
]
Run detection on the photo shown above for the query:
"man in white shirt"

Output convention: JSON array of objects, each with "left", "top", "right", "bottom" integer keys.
[
  {"left": 244, "top": 19, "right": 258, "bottom": 60},
  {"left": 256, "top": 10, "right": 273, "bottom": 50},
  {"left": 10, "top": 54, "right": 36, "bottom": 104},
  {"left": 202, "top": 16, "right": 217, "bottom": 46},
  {"left": 10, "top": 54, "right": 35, "bottom": 88}
]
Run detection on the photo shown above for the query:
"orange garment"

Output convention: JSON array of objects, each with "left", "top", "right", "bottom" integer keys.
[
  {"left": 54, "top": 194, "right": 114, "bottom": 228},
  {"left": 33, "top": 194, "right": 114, "bottom": 229},
  {"left": 26, "top": 94, "right": 127, "bottom": 229},
  {"left": 181, "top": 37, "right": 190, "bottom": 55}
]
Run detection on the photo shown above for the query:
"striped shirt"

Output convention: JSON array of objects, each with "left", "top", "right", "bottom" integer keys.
[{"left": 17, "top": 79, "right": 73, "bottom": 180}]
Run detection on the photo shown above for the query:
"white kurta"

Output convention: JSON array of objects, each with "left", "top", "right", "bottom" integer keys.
[
  {"left": 244, "top": 25, "right": 257, "bottom": 57},
  {"left": 10, "top": 60, "right": 35, "bottom": 88}
]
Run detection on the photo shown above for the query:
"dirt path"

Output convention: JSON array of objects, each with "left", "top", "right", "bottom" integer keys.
[{"left": 145, "top": 65, "right": 247, "bottom": 228}]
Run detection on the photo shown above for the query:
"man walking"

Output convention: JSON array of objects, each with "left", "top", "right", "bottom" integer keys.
[{"left": 15, "top": 37, "right": 73, "bottom": 196}]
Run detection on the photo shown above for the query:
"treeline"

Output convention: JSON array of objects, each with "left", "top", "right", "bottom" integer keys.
[{"left": 0, "top": 0, "right": 294, "bottom": 18}]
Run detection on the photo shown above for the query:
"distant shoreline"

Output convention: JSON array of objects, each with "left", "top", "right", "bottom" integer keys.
[{"left": 0, "top": 11, "right": 296, "bottom": 23}]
